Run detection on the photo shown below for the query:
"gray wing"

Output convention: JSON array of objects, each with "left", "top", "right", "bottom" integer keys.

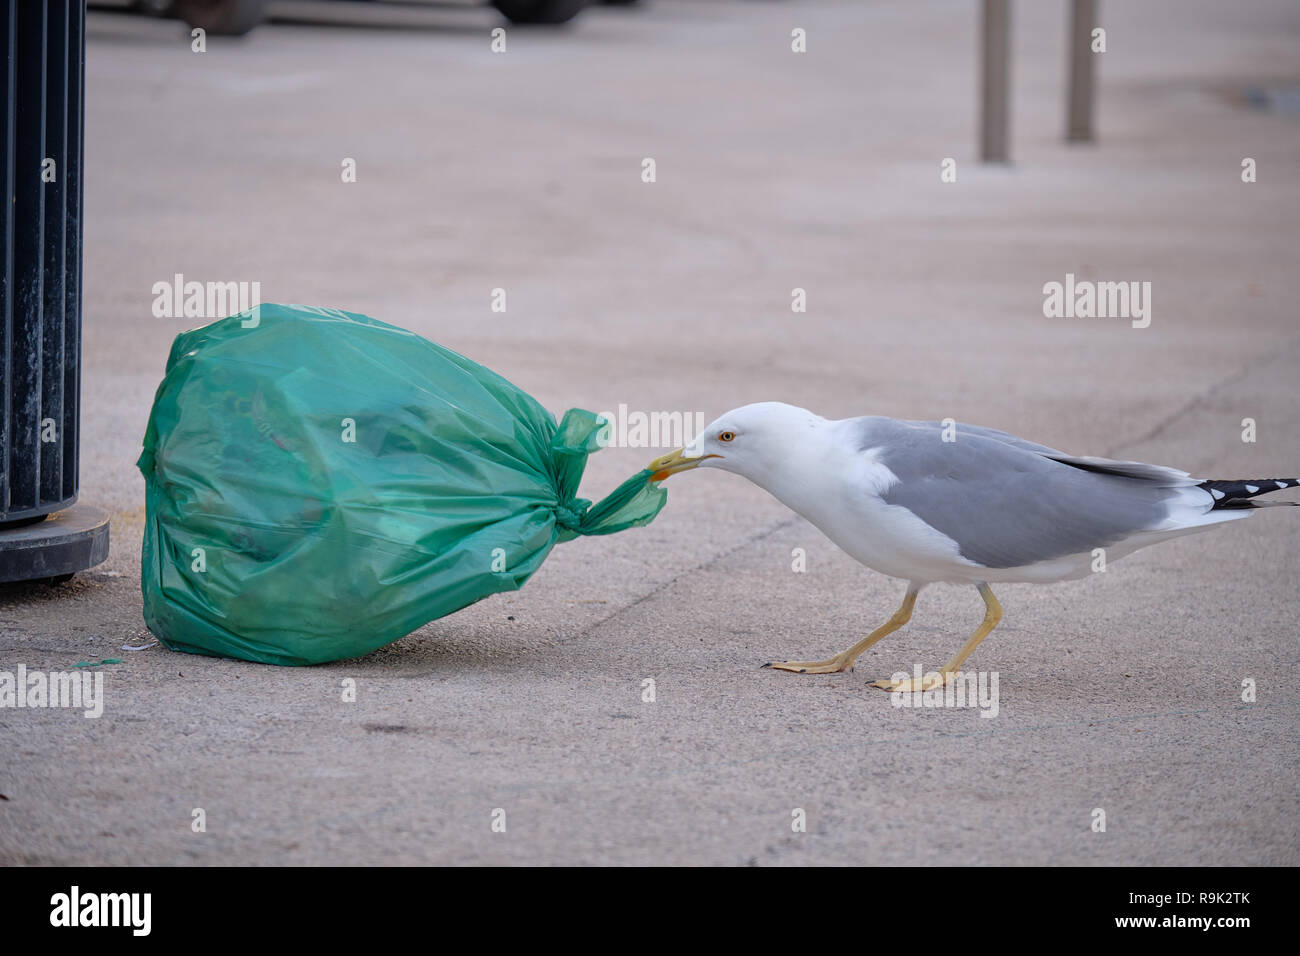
[{"left": 853, "top": 418, "right": 1186, "bottom": 569}]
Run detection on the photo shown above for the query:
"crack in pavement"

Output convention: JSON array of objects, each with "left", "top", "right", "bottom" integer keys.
[
  {"left": 570, "top": 514, "right": 803, "bottom": 644},
  {"left": 1105, "top": 334, "right": 1300, "bottom": 460}
]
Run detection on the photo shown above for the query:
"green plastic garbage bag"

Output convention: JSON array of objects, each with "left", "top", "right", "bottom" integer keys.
[{"left": 138, "top": 303, "right": 667, "bottom": 666}]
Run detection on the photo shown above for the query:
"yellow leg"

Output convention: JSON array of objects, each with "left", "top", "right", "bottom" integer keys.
[
  {"left": 869, "top": 582, "right": 1002, "bottom": 692},
  {"left": 763, "top": 587, "right": 919, "bottom": 674}
]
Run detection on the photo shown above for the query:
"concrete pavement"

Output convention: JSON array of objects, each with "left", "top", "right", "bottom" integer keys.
[{"left": 1, "top": 0, "right": 1297, "bottom": 865}]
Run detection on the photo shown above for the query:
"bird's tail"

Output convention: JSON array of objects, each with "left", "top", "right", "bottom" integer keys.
[{"left": 1198, "top": 478, "right": 1299, "bottom": 509}]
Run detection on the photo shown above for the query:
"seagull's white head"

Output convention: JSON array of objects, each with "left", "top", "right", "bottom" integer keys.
[{"left": 646, "top": 402, "right": 828, "bottom": 484}]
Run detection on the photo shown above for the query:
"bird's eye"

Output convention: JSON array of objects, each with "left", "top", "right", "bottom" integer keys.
[{"left": 718, "top": 431, "right": 736, "bottom": 442}]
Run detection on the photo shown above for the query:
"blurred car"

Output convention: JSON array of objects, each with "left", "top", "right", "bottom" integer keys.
[{"left": 135, "top": 0, "right": 641, "bottom": 36}]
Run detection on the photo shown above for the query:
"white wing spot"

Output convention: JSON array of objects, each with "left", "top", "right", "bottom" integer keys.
[
  {"left": 1245, "top": 484, "right": 1259, "bottom": 494},
  {"left": 1277, "top": 481, "right": 1289, "bottom": 489},
  {"left": 1210, "top": 488, "right": 1226, "bottom": 500}
]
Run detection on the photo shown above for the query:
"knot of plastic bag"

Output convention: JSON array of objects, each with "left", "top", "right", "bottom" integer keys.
[
  {"left": 553, "top": 498, "right": 593, "bottom": 532},
  {"left": 548, "top": 408, "right": 668, "bottom": 541}
]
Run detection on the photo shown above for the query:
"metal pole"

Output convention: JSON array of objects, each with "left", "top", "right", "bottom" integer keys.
[
  {"left": 980, "top": 0, "right": 1011, "bottom": 162},
  {"left": 1066, "top": 0, "right": 1096, "bottom": 141},
  {"left": 0, "top": 0, "right": 108, "bottom": 584}
]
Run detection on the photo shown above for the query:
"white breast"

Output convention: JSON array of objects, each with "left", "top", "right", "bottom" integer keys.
[{"left": 745, "top": 425, "right": 982, "bottom": 584}]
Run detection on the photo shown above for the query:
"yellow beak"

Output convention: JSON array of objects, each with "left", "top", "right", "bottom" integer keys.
[{"left": 647, "top": 448, "right": 719, "bottom": 482}]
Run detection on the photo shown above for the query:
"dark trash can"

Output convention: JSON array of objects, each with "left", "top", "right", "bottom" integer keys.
[{"left": 1, "top": 0, "right": 108, "bottom": 583}]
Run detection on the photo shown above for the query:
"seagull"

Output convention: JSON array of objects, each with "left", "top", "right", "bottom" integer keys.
[{"left": 646, "top": 402, "right": 1296, "bottom": 692}]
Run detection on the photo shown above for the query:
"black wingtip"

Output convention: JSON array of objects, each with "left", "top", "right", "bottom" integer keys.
[{"left": 1199, "top": 478, "right": 1299, "bottom": 509}]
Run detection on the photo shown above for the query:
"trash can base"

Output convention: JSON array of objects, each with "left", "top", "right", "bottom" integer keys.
[{"left": 0, "top": 504, "right": 110, "bottom": 584}]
